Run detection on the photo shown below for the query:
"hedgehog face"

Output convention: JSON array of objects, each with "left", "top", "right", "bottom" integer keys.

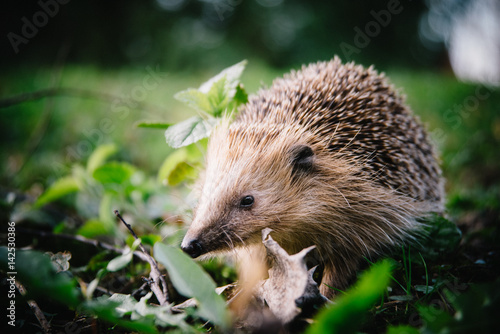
[{"left": 181, "top": 123, "right": 320, "bottom": 258}]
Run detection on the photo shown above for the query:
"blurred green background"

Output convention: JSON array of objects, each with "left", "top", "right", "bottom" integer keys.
[{"left": 0, "top": 0, "right": 499, "bottom": 215}]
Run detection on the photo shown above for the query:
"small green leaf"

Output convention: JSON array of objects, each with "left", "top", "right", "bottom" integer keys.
[
  {"left": 107, "top": 239, "right": 140, "bottom": 272},
  {"left": 87, "top": 143, "right": 118, "bottom": 173},
  {"left": 233, "top": 83, "right": 248, "bottom": 105},
  {"left": 388, "top": 295, "right": 414, "bottom": 301},
  {"left": 307, "top": 260, "right": 392, "bottom": 334},
  {"left": 164, "top": 116, "right": 218, "bottom": 148},
  {"left": 207, "top": 75, "right": 229, "bottom": 116},
  {"left": 154, "top": 243, "right": 230, "bottom": 329},
  {"left": 174, "top": 60, "right": 247, "bottom": 115},
  {"left": 98, "top": 192, "right": 115, "bottom": 230},
  {"left": 86, "top": 276, "right": 101, "bottom": 300},
  {"left": 174, "top": 88, "right": 212, "bottom": 113},
  {"left": 107, "top": 248, "right": 133, "bottom": 272},
  {"left": 35, "top": 176, "right": 81, "bottom": 208},
  {"left": 77, "top": 219, "right": 113, "bottom": 238},
  {"left": 93, "top": 162, "right": 135, "bottom": 184},
  {"left": 414, "top": 284, "right": 436, "bottom": 294},
  {"left": 168, "top": 162, "right": 198, "bottom": 186},
  {"left": 158, "top": 143, "right": 205, "bottom": 183},
  {"left": 108, "top": 293, "right": 138, "bottom": 316},
  {"left": 158, "top": 148, "right": 188, "bottom": 183},
  {"left": 136, "top": 121, "right": 173, "bottom": 129},
  {"left": 135, "top": 234, "right": 162, "bottom": 247},
  {"left": 0, "top": 247, "right": 81, "bottom": 308},
  {"left": 199, "top": 60, "right": 247, "bottom": 97}
]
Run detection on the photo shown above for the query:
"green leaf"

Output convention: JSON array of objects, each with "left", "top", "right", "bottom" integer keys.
[
  {"left": 154, "top": 243, "right": 230, "bottom": 329},
  {"left": 87, "top": 143, "right": 118, "bottom": 173},
  {"left": 174, "top": 88, "right": 212, "bottom": 113},
  {"left": 158, "top": 144, "right": 204, "bottom": 184},
  {"left": 414, "top": 284, "right": 436, "bottom": 294},
  {"left": 307, "top": 260, "right": 392, "bottom": 334},
  {"left": 167, "top": 162, "right": 198, "bottom": 186},
  {"left": 106, "top": 239, "right": 140, "bottom": 272},
  {"left": 107, "top": 248, "right": 133, "bottom": 272},
  {"left": 233, "top": 83, "right": 248, "bottom": 105},
  {"left": 199, "top": 60, "right": 247, "bottom": 97},
  {"left": 35, "top": 176, "right": 81, "bottom": 208},
  {"left": 0, "top": 247, "right": 81, "bottom": 308},
  {"left": 93, "top": 162, "right": 135, "bottom": 184},
  {"left": 164, "top": 116, "right": 218, "bottom": 148},
  {"left": 82, "top": 296, "right": 159, "bottom": 334},
  {"left": 134, "top": 234, "right": 162, "bottom": 247},
  {"left": 84, "top": 293, "right": 191, "bottom": 333},
  {"left": 418, "top": 214, "right": 462, "bottom": 259},
  {"left": 158, "top": 148, "right": 188, "bottom": 183},
  {"left": 133, "top": 292, "right": 191, "bottom": 330},
  {"left": 388, "top": 295, "right": 413, "bottom": 301},
  {"left": 174, "top": 60, "right": 247, "bottom": 116},
  {"left": 207, "top": 75, "right": 229, "bottom": 116},
  {"left": 98, "top": 192, "right": 116, "bottom": 231},
  {"left": 77, "top": 219, "right": 112, "bottom": 238},
  {"left": 86, "top": 276, "right": 101, "bottom": 300},
  {"left": 386, "top": 325, "right": 420, "bottom": 334},
  {"left": 135, "top": 121, "right": 173, "bottom": 129},
  {"left": 108, "top": 293, "right": 138, "bottom": 316}
]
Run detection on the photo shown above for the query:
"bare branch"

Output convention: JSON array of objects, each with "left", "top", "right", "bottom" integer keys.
[
  {"left": 114, "top": 210, "right": 169, "bottom": 306},
  {"left": 16, "top": 281, "right": 51, "bottom": 334}
]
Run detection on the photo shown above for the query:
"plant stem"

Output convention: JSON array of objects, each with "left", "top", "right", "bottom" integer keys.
[{"left": 114, "top": 210, "right": 169, "bottom": 306}]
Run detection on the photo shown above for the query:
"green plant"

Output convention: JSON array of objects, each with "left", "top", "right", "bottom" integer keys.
[
  {"left": 307, "top": 259, "right": 393, "bottom": 334},
  {"left": 32, "top": 143, "right": 169, "bottom": 238},
  {"left": 138, "top": 60, "right": 248, "bottom": 186}
]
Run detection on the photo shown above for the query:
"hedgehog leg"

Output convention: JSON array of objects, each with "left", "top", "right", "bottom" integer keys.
[{"left": 320, "top": 261, "right": 357, "bottom": 299}]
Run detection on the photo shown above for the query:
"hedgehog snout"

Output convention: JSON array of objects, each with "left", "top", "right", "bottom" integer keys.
[{"left": 181, "top": 237, "right": 204, "bottom": 258}]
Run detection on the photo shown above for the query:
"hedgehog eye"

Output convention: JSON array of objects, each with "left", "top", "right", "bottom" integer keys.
[{"left": 239, "top": 195, "right": 254, "bottom": 208}]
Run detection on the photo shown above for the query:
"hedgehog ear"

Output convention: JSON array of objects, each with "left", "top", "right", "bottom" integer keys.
[{"left": 289, "top": 144, "right": 314, "bottom": 174}]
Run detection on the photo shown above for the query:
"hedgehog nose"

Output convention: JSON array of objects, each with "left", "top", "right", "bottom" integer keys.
[{"left": 181, "top": 239, "right": 204, "bottom": 258}]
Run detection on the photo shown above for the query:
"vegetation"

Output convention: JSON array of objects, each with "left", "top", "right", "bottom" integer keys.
[{"left": 1, "top": 58, "right": 499, "bottom": 333}]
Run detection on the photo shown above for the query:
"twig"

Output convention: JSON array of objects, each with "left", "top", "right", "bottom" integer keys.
[
  {"left": 15, "top": 281, "right": 51, "bottom": 334},
  {"left": 131, "top": 282, "right": 150, "bottom": 299},
  {"left": 114, "top": 210, "right": 169, "bottom": 306}
]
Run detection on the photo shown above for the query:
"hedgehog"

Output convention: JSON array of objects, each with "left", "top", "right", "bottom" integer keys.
[{"left": 181, "top": 57, "right": 444, "bottom": 298}]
